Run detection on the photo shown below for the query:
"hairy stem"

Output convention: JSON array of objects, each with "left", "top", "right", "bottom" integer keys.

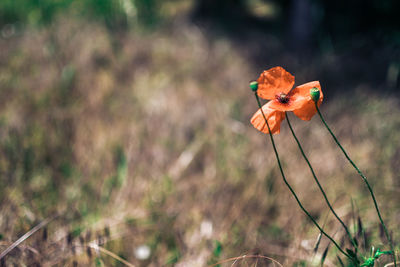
[
  {"left": 254, "top": 93, "right": 352, "bottom": 260},
  {"left": 315, "top": 103, "right": 396, "bottom": 267},
  {"left": 286, "top": 113, "right": 358, "bottom": 255}
]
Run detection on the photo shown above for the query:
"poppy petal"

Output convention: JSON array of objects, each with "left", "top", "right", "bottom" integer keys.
[
  {"left": 250, "top": 102, "right": 286, "bottom": 134},
  {"left": 257, "top": 67, "right": 295, "bottom": 100},
  {"left": 291, "top": 81, "right": 324, "bottom": 121},
  {"left": 266, "top": 97, "right": 306, "bottom": 112}
]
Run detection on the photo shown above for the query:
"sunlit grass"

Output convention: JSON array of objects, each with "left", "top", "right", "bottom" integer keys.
[{"left": 0, "top": 16, "right": 399, "bottom": 266}]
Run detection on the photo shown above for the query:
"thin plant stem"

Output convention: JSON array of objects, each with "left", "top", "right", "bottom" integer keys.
[
  {"left": 87, "top": 243, "right": 136, "bottom": 267},
  {"left": 0, "top": 214, "right": 58, "bottom": 260},
  {"left": 315, "top": 103, "right": 396, "bottom": 267},
  {"left": 254, "top": 93, "right": 352, "bottom": 261},
  {"left": 285, "top": 113, "right": 358, "bottom": 254}
]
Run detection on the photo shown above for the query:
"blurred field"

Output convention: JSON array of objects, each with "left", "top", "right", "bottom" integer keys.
[{"left": 0, "top": 1, "right": 400, "bottom": 266}]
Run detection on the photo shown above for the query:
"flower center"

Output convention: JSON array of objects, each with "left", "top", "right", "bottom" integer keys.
[{"left": 277, "top": 93, "right": 289, "bottom": 104}]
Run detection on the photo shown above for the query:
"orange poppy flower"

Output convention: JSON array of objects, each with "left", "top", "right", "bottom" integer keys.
[{"left": 251, "top": 67, "right": 323, "bottom": 134}]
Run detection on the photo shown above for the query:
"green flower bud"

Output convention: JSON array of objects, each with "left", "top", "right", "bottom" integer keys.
[
  {"left": 310, "top": 87, "right": 320, "bottom": 102},
  {"left": 249, "top": 81, "right": 258, "bottom": 92}
]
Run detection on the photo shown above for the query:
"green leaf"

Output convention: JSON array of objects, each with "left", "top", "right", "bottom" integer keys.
[
  {"left": 381, "top": 250, "right": 393, "bottom": 255},
  {"left": 95, "top": 257, "right": 105, "bottom": 267},
  {"left": 346, "top": 248, "right": 357, "bottom": 258},
  {"left": 213, "top": 240, "right": 222, "bottom": 257},
  {"left": 360, "top": 257, "right": 374, "bottom": 267},
  {"left": 336, "top": 256, "right": 345, "bottom": 267}
]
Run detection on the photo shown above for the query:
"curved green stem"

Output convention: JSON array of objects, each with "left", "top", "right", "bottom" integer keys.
[
  {"left": 315, "top": 103, "right": 396, "bottom": 267},
  {"left": 285, "top": 113, "right": 358, "bottom": 254},
  {"left": 254, "top": 93, "right": 352, "bottom": 260}
]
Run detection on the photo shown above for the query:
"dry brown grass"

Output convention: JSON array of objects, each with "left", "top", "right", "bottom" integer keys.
[{"left": 0, "top": 17, "right": 399, "bottom": 266}]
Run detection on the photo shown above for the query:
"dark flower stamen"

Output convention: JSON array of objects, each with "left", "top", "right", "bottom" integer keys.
[{"left": 277, "top": 93, "right": 289, "bottom": 104}]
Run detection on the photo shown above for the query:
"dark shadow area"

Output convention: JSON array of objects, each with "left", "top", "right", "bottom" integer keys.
[{"left": 191, "top": 0, "right": 400, "bottom": 97}]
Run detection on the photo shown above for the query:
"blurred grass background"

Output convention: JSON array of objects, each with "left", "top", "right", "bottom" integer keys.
[{"left": 0, "top": 0, "right": 399, "bottom": 266}]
